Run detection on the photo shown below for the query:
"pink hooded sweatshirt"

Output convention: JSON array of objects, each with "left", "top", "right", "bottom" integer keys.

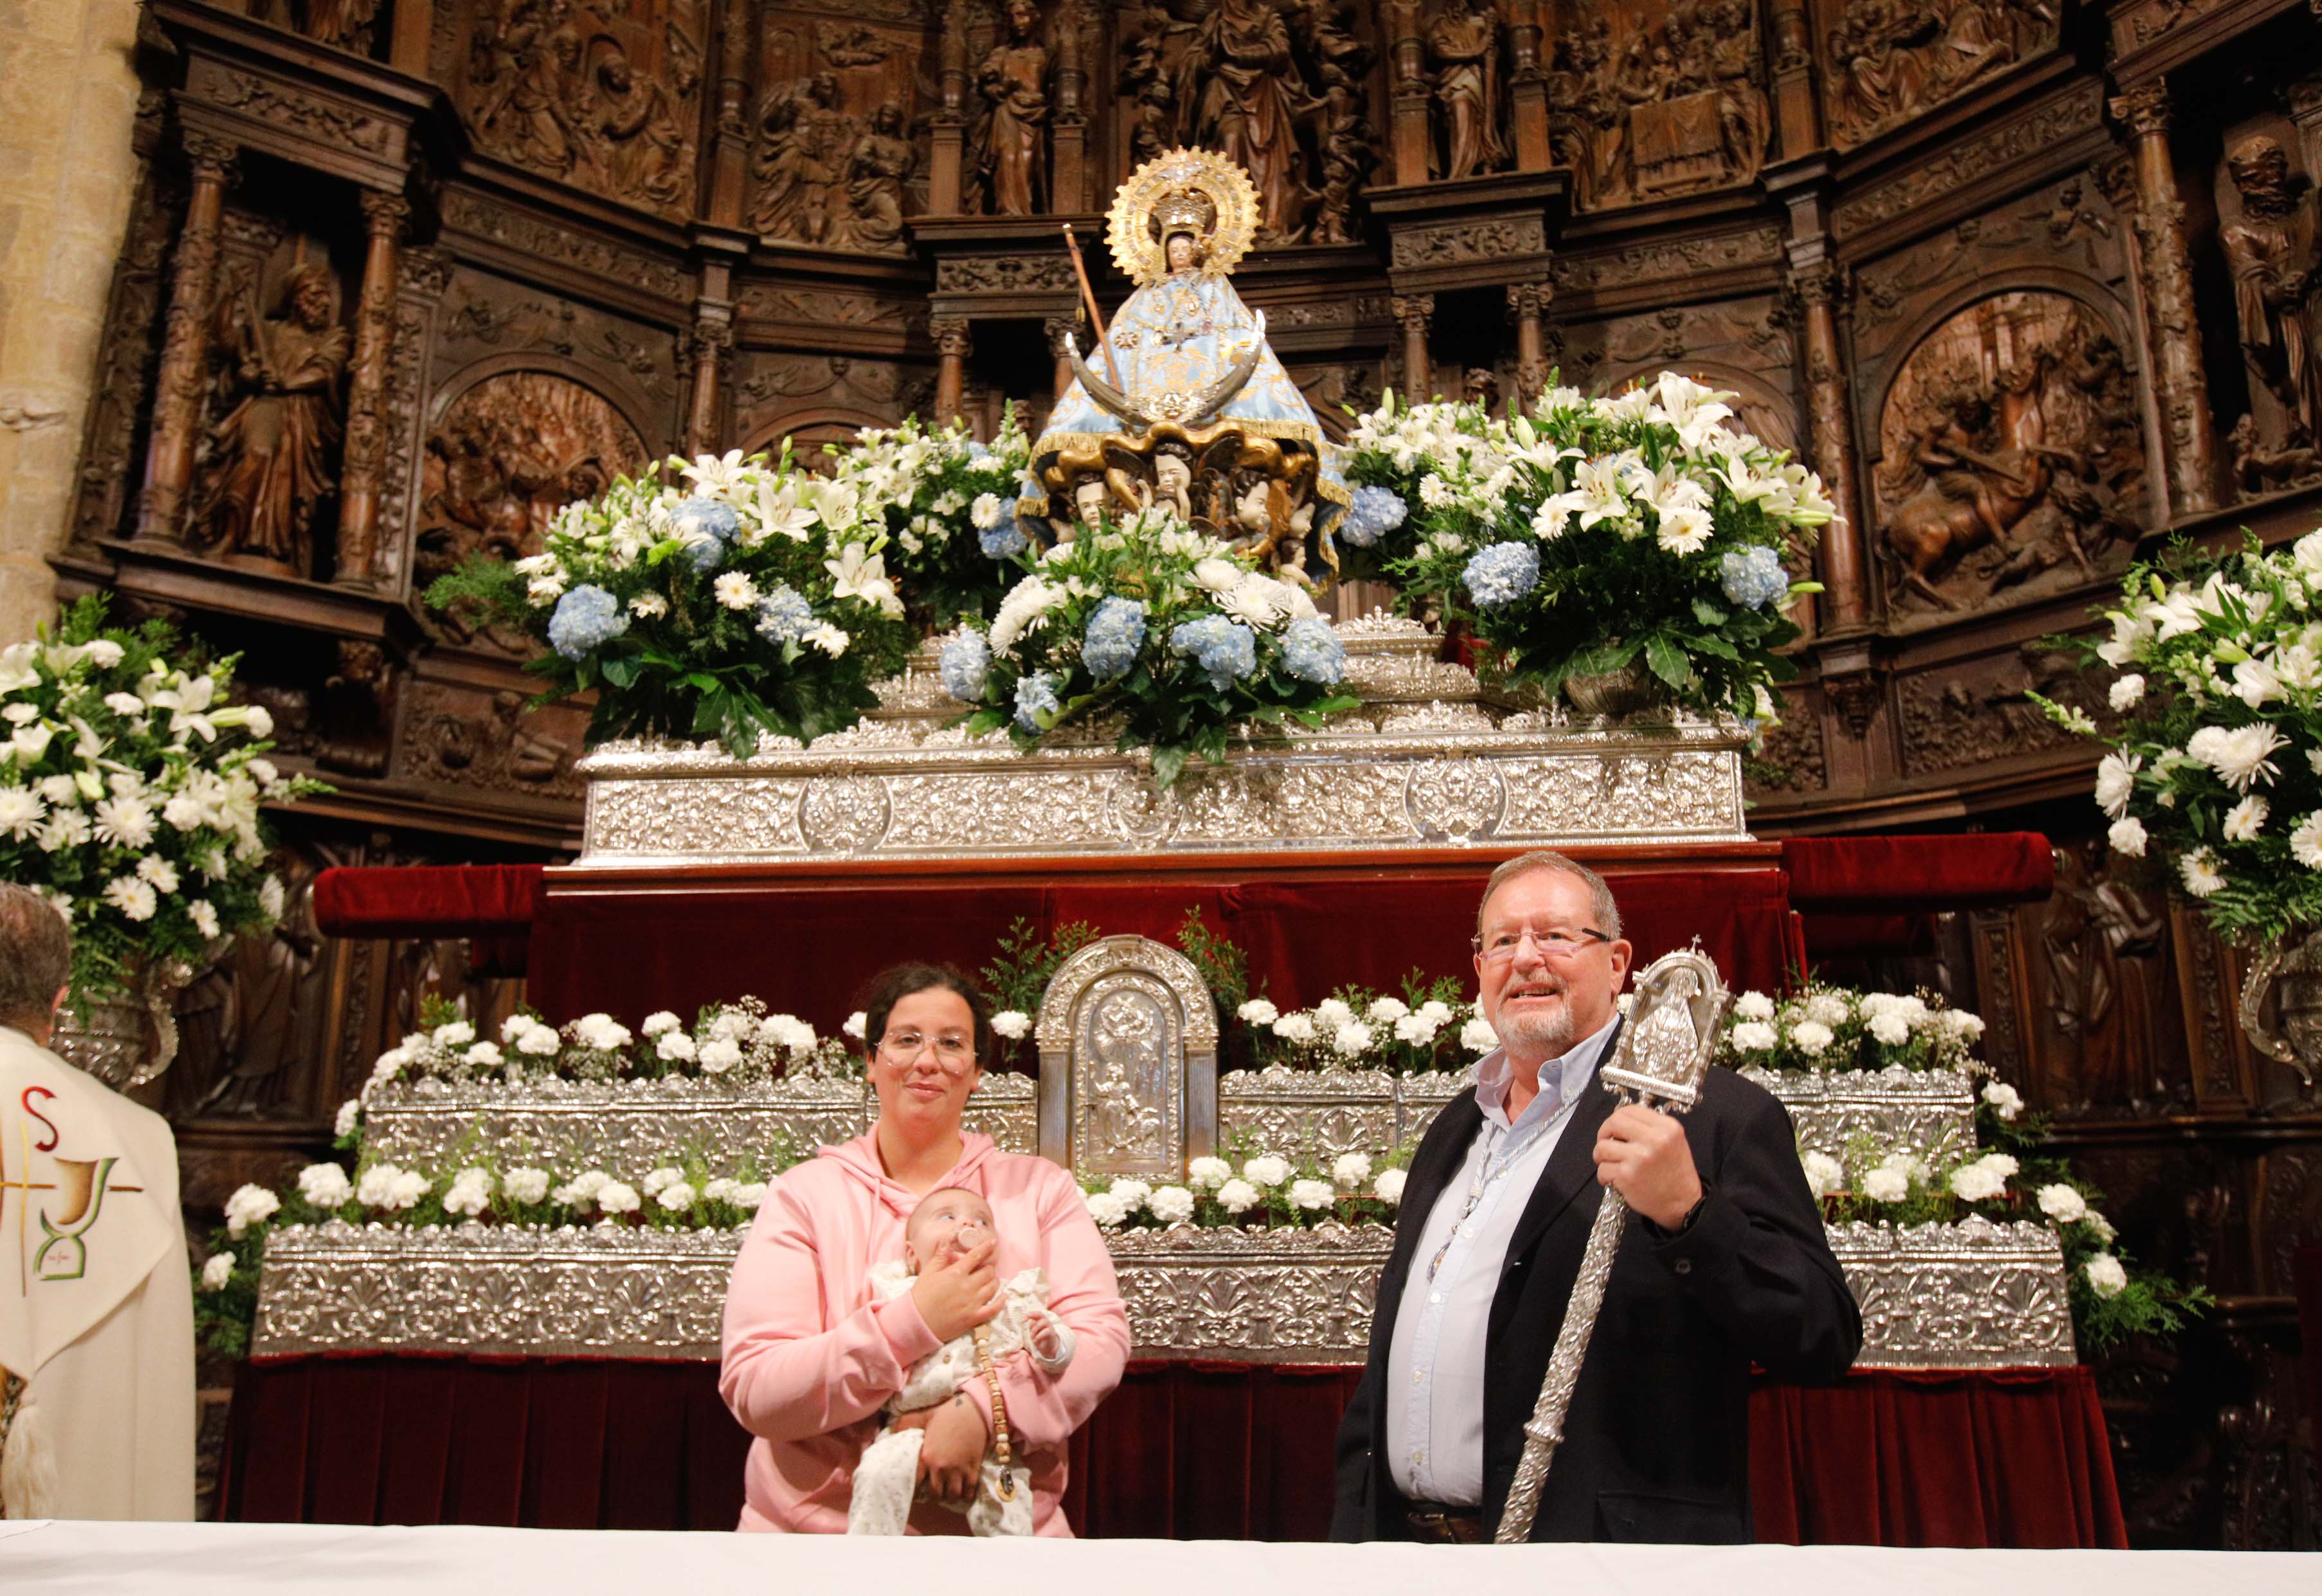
[{"left": 719, "top": 1130, "right": 1130, "bottom": 1534}]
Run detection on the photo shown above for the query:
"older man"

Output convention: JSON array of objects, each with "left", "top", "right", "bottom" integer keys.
[
  {"left": 1332, "top": 851, "right": 1859, "bottom": 1543},
  {"left": 0, "top": 883, "right": 193, "bottom": 1519}
]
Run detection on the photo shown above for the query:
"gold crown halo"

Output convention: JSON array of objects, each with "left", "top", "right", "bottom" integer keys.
[{"left": 1105, "top": 148, "right": 1262, "bottom": 287}]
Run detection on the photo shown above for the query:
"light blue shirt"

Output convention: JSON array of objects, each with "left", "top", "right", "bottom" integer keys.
[{"left": 1383, "top": 1015, "right": 1621, "bottom": 1505}]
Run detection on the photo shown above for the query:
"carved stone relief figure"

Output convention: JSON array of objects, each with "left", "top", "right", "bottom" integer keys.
[
  {"left": 1547, "top": 0, "right": 1768, "bottom": 210},
  {"left": 755, "top": 81, "right": 919, "bottom": 253},
  {"left": 974, "top": 0, "right": 1052, "bottom": 215},
  {"left": 401, "top": 682, "right": 582, "bottom": 799},
  {"left": 461, "top": 1, "right": 702, "bottom": 219},
  {"left": 1823, "top": 0, "right": 2057, "bottom": 150},
  {"left": 1429, "top": 0, "right": 1508, "bottom": 181},
  {"left": 2219, "top": 136, "right": 2322, "bottom": 472},
  {"left": 1873, "top": 292, "right": 2145, "bottom": 617},
  {"left": 1897, "top": 639, "right": 2111, "bottom": 777},
  {"left": 191, "top": 247, "right": 351, "bottom": 578},
  {"left": 415, "top": 373, "right": 647, "bottom": 653},
  {"left": 168, "top": 846, "right": 334, "bottom": 1124}
]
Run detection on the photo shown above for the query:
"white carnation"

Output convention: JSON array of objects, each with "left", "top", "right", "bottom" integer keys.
[
  {"left": 843, "top": 1011, "right": 868, "bottom": 1040},
  {"left": 1460, "top": 1015, "right": 1499, "bottom": 1052},
  {"left": 431, "top": 1020, "right": 476, "bottom": 1047},
  {"left": 517, "top": 1025, "right": 560, "bottom": 1057},
  {"left": 2083, "top": 1254, "right": 2128, "bottom": 1298},
  {"left": 1868, "top": 1012, "right": 1911, "bottom": 1046},
  {"left": 1186, "top": 1155, "right": 1233, "bottom": 1191},
  {"left": 1366, "top": 997, "right": 1411, "bottom": 1023},
  {"left": 1371, "top": 1167, "right": 1407, "bottom": 1205},
  {"left": 1733, "top": 991, "right": 1776, "bottom": 1022},
  {"left": 1860, "top": 1167, "right": 1909, "bottom": 1203},
  {"left": 223, "top": 1184, "right": 280, "bottom": 1237},
  {"left": 2108, "top": 673, "right": 2145, "bottom": 711},
  {"left": 332, "top": 1099, "right": 361, "bottom": 1139},
  {"left": 1084, "top": 1190, "right": 1130, "bottom": 1228},
  {"left": 1242, "top": 1155, "right": 1290, "bottom": 1189},
  {"left": 657, "top": 1182, "right": 697, "bottom": 1211},
  {"left": 2107, "top": 817, "right": 2148, "bottom": 857},
  {"left": 1331, "top": 1151, "right": 1373, "bottom": 1189},
  {"left": 1314, "top": 998, "right": 1355, "bottom": 1027},
  {"left": 1237, "top": 998, "right": 1279, "bottom": 1025},
  {"left": 656, "top": 1031, "right": 697, "bottom": 1062},
  {"left": 1215, "top": 1177, "right": 1260, "bottom": 1214},
  {"left": 1332, "top": 1020, "right": 1376, "bottom": 1056},
  {"left": 1272, "top": 1013, "right": 1317, "bottom": 1044},
  {"left": 200, "top": 1253, "right": 234, "bottom": 1291},
  {"left": 1800, "top": 1151, "right": 1844, "bottom": 1198},
  {"left": 990, "top": 1009, "right": 1032, "bottom": 1040},
  {"left": 1791, "top": 1019, "right": 1835, "bottom": 1056},
  {"left": 642, "top": 1166, "right": 684, "bottom": 1195},
  {"left": 2037, "top": 1184, "right": 2088, "bottom": 1223},
  {"left": 1730, "top": 1020, "right": 1778, "bottom": 1053},
  {"left": 1804, "top": 993, "right": 1850, "bottom": 1027},
  {"left": 697, "top": 1038, "right": 744, "bottom": 1074},
  {"left": 641, "top": 1011, "right": 681, "bottom": 1036},
  {"left": 596, "top": 1181, "right": 641, "bottom": 1216},
  {"left": 296, "top": 1163, "right": 353, "bottom": 1209},
  {"left": 1289, "top": 1178, "right": 1336, "bottom": 1211},
  {"left": 503, "top": 1167, "right": 551, "bottom": 1205},
  {"left": 1148, "top": 1185, "right": 1196, "bottom": 1223},
  {"left": 1981, "top": 1081, "right": 2024, "bottom": 1121},
  {"left": 1948, "top": 1162, "right": 2006, "bottom": 1202},
  {"left": 443, "top": 1168, "right": 494, "bottom": 1218},
  {"left": 1107, "top": 1178, "right": 1152, "bottom": 1212}
]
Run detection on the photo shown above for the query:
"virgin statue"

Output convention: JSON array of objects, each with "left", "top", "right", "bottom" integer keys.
[{"left": 1022, "top": 148, "right": 1348, "bottom": 584}]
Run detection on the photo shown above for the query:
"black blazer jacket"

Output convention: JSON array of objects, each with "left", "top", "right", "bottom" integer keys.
[{"left": 1330, "top": 1052, "right": 1862, "bottom": 1543}]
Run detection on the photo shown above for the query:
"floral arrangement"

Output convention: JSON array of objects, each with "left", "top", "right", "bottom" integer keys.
[
  {"left": 194, "top": 1142, "right": 793, "bottom": 1357},
  {"left": 817, "top": 411, "right": 1032, "bottom": 630},
  {"left": 1343, "top": 376, "right": 1832, "bottom": 720},
  {"left": 940, "top": 508, "right": 1359, "bottom": 788},
  {"left": 2041, "top": 530, "right": 2322, "bottom": 944},
  {"left": 1237, "top": 975, "right": 1492, "bottom": 1075},
  {"left": 1798, "top": 1115, "right": 2207, "bottom": 1354},
  {"left": 0, "top": 598, "right": 325, "bottom": 1000},
  {"left": 1717, "top": 983, "right": 1989, "bottom": 1076},
  {"left": 426, "top": 448, "right": 918, "bottom": 758},
  {"left": 1078, "top": 1143, "right": 1413, "bottom": 1232}
]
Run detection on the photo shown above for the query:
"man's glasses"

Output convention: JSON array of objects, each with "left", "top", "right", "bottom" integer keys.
[
  {"left": 1470, "top": 926, "right": 1611, "bottom": 964},
  {"left": 877, "top": 1030, "right": 978, "bottom": 1074}
]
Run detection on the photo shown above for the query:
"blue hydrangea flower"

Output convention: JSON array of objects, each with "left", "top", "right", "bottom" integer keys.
[
  {"left": 755, "top": 584, "right": 814, "bottom": 645},
  {"left": 1280, "top": 616, "right": 1346, "bottom": 686},
  {"left": 966, "top": 441, "right": 993, "bottom": 465},
  {"left": 547, "top": 585, "right": 629, "bottom": 661},
  {"left": 1168, "top": 614, "right": 1258, "bottom": 691},
  {"left": 1337, "top": 484, "right": 1408, "bottom": 549},
  {"left": 1463, "top": 542, "right": 1541, "bottom": 610},
  {"left": 980, "top": 517, "right": 1030, "bottom": 559},
  {"left": 1719, "top": 545, "right": 1789, "bottom": 610},
  {"left": 940, "top": 630, "right": 992, "bottom": 702},
  {"left": 1082, "top": 597, "right": 1148, "bottom": 682},
  {"left": 673, "top": 497, "right": 740, "bottom": 544},
  {"left": 1014, "top": 670, "right": 1061, "bottom": 732}
]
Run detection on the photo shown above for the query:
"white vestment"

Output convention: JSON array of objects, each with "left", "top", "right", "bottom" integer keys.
[{"left": 0, "top": 1023, "right": 193, "bottom": 1520}]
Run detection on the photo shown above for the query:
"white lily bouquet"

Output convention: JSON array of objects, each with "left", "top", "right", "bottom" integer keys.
[
  {"left": 1343, "top": 374, "right": 1832, "bottom": 718},
  {"left": 819, "top": 410, "right": 1032, "bottom": 628},
  {"left": 938, "top": 508, "right": 1361, "bottom": 788},
  {"left": 0, "top": 598, "right": 325, "bottom": 1002},
  {"left": 425, "top": 448, "right": 918, "bottom": 758},
  {"left": 2041, "top": 530, "right": 2322, "bottom": 943}
]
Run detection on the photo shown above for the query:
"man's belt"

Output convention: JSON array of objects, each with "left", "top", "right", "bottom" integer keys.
[{"left": 1402, "top": 1502, "right": 1486, "bottom": 1544}]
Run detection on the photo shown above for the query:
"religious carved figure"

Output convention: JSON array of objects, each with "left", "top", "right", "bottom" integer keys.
[
  {"left": 463, "top": 1, "right": 701, "bottom": 218},
  {"left": 246, "top": 0, "right": 382, "bottom": 53},
  {"left": 1875, "top": 293, "right": 2144, "bottom": 615},
  {"left": 1176, "top": 1, "right": 1309, "bottom": 240},
  {"left": 1026, "top": 150, "right": 1349, "bottom": 585},
  {"left": 414, "top": 373, "right": 647, "bottom": 653},
  {"left": 1429, "top": 0, "right": 1508, "bottom": 181},
  {"left": 1547, "top": 0, "right": 1768, "bottom": 210},
  {"left": 2042, "top": 841, "right": 2172, "bottom": 1114},
  {"left": 753, "top": 75, "right": 918, "bottom": 254},
  {"left": 974, "top": 0, "right": 1052, "bottom": 216},
  {"left": 2221, "top": 137, "right": 2322, "bottom": 457},
  {"left": 1825, "top": 0, "right": 2055, "bottom": 150},
  {"left": 195, "top": 257, "right": 350, "bottom": 578}
]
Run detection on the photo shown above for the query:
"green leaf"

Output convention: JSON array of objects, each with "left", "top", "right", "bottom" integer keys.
[
  {"left": 1692, "top": 598, "right": 1729, "bottom": 627},
  {"left": 1688, "top": 633, "right": 1740, "bottom": 662},
  {"left": 1150, "top": 743, "right": 1190, "bottom": 789},
  {"left": 1643, "top": 634, "right": 1695, "bottom": 690},
  {"left": 599, "top": 655, "right": 641, "bottom": 690}
]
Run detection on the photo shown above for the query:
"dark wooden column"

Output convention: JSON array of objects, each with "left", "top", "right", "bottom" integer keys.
[
  {"left": 933, "top": 315, "right": 972, "bottom": 425},
  {"left": 1048, "top": 316, "right": 1077, "bottom": 405},
  {"left": 1393, "top": 294, "right": 1433, "bottom": 403},
  {"left": 1506, "top": 283, "right": 1550, "bottom": 405},
  {"left": 1767, "top": 0, "right": 1824, "bottom": 159},
  {"left": 928, "top": 0, "right": 970, "bottom": 215},
  {"left": 335, "top": 188, "right": 407, "bottom": 588},
  {"left": 1794, "top": 262, "right": 1870, "bottom": 632},
  {"left": 685, "top": 304, "right": 734, "bottom": 458},
  {"left": 1387, "top": 2, "right": 1431, "bottom": 186},
  {"left": 1508, "top": 3, "right": 1551, "bottom": 171},
  {"left": 135, "top": 129, "right": 237, "bottom": 547},
  {"left": 2111, "top": 84, "right": 2220, "bottom": 519}
]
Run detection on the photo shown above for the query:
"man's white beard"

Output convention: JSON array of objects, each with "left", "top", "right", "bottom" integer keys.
[{"left": 1496, "top": 999, "right": 1575, "bottom": 1055}]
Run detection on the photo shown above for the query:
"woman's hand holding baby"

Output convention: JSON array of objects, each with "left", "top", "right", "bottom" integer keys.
[
  {"left": 911, "top": 1237, "right": 1003, "bottom": 1342},
  {"left": 915, "top": 1395, "right": 992, "bottom": 1505}
]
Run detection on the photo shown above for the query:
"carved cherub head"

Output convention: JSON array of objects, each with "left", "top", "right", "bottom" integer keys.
[
  {"left": 1071, "top": 470, "right": 1109, "bottom": 527},
  {"left": 1154, "top": 439, "right": 1193, "bottom": 494}
]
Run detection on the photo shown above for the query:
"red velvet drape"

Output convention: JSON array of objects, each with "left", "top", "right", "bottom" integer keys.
[{"left": 222, "top": 1357, "right": 2125, "bottom": 1547}]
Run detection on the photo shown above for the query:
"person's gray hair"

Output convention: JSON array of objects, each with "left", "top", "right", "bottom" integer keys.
[
  {"left": 1476, "top": 850, "right": 1623, "bottom": 941},
  {"left": 0, "top": 883, "right": 71, "bottom": 1034}
]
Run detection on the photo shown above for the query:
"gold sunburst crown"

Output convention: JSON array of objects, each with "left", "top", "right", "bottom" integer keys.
[{"left": 1106, "top": 148, "right": 1262, "bottom": 287}]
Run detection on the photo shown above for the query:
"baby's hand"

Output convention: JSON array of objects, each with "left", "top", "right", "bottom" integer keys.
[{"left": 1028, "top": 1307, "right": 1060, "bottom": 1360}]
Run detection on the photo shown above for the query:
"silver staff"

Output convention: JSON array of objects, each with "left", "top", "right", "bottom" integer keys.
[{"left": 1493, "top": 946, "right": 1732, "bottom": 1543}]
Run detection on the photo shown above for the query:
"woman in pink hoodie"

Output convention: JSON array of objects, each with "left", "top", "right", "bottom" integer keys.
[{"left": 719, "top": 963, "right": 1130, "bottom": 1534}]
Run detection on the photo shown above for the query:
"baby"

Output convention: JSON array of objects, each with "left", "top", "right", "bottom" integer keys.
[{"left": 847, "top": 1186, "right": 1074, "bottom": 1536}]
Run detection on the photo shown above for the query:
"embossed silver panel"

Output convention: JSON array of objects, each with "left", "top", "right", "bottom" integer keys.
[
  {"left": 361, "top": 1073, "right": 1037, "bottom": 1170},
  {"left": 573, "top": 619, "right": 1750, "bottom": 865},
  {"left": 1219, "top": 1066, "right": 1396, "bottom": 1163},
  {"left": 1829, "top": 1218, "right": 2076, "bottom": 1369},
  {"left": 1036, "top": 937, "right": 1218, "bottom": 1180},
  {"left": 253, "top": 1214, "right": 2074, "bottom": 1368},
  {"left": 1744, "top": 1067, "right": 1979, "bottom": 1163}
]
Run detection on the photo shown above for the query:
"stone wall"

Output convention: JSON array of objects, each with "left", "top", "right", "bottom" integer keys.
[{"left": 0, "top": 0, "right": 143, "bottom": 646}]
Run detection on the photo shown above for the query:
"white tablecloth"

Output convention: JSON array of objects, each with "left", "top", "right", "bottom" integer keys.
[{"left": 0, "top": 1520, "right": 2313, "bottom": 1594}]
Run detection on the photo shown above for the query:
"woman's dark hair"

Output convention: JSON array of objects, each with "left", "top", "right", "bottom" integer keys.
[{"left": 859, "top": 962, "right": 991, "bottom": 1067}]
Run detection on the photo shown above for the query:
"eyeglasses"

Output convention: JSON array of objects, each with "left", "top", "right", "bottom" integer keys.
[
  {"left": 1471, "top": 926, "right": 1611, "bottom": 964},
  {"left": 877, "top": 1031, "right": 978, "bottom": 1074}
]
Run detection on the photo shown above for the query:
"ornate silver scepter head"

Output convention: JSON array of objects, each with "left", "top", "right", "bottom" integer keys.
[{"left": 1492, "top": 944, "right": 1731, "bottom": 1543}]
